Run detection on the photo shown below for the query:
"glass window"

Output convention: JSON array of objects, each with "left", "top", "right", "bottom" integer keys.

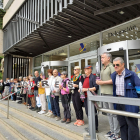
[
  {"left": 88, "top": 58, "right": 97, "bottom": 74},
  {"left": 33, "top": 68, "right": 41, "bottom": 76},
  {"left": 129, "top": 49, "right": 140, "bottom": 78},
  {"left": 70, "top": 61, "right": 79, "bottom": 79},
  {"left": 70, "top": 34, "right": 99, "bottom": 57},
  {"left": 43, "top": 46, "right": 67, "bottom": 61},
  {"left": 103, "top": 18, "right": 140, "bottom": 46},
  {"left": 34, "top": 55, "right": 42, "bottom": 67}
]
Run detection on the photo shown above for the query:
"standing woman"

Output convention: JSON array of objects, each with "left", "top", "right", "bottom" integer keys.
[
  {"left": 38, "top": 73, "right": 46, "bottom": 114},
  {"left": 45, "top": 69, "right": 54, "bottom": 117},
  {"left": 72, "top": 66, "right": 84, "bottom": 126}
]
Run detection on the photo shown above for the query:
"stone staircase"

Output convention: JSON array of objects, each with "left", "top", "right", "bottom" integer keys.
[{"left": 0, "top": 102, "right": 83, "bottom": 140}]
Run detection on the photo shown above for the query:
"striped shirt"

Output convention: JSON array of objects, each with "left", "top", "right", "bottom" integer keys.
[{"left": 115, "top": 69, "right": 125, "bottom": 96}]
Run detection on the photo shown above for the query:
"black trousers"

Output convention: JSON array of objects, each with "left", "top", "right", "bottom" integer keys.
[
  {"left": 84, "top": 97, "right": 98, "bottom": 131},
  {"left": 117, "top": 104, "right": 139, "bottom": 140},
  {"left": 23, "top": 94, "right": 27, "bottom": 102},
  {"left": 72, "top": 92, "right": 83, "bottom": 120},
  {"left": 12, "top": 93, "right": 17, "bottom": 101},
  {"left": 61, "top": 94, "right": 71, "bottom": 119}
]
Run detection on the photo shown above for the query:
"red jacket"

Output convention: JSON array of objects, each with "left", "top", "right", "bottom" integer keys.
[{"left": 28, "top": 81, "right": 35, "bottom": 98}]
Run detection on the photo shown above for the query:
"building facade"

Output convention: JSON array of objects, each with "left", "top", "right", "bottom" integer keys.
[{"left": 3, "top": 0, "right": 140, "bottom": 79}]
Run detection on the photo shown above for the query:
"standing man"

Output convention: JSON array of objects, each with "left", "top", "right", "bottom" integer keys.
[
  {"left": 111, "top": 57, "right": 140, "bottom": 140},
  {"left": 81, "top": 65, "right": 99, "bottom": 132},
  {"left": 50, "top": 69, "right": 62, "bottom": 121},
  {"left": 96, "top": 52, "right": 120, "bottom": 139},
  {"left": 32, "top": 71, "right": 41, "bottom": 111}
]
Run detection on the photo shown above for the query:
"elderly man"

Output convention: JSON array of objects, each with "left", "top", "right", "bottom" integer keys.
[
  {"left": 50, "top": 69, "right": 62, "bottom": 121},
  {"left": 81, "top": 65, "right": 99, "bottom": 132},
  {"left": 32, "top": 71, "right": 41, "bottom": 111},
  {"left": 96, "top": 52, "right": 120, "bottom": 139},
  {"left": 111, "top": 57, "right": 140, "bottom": 140}
]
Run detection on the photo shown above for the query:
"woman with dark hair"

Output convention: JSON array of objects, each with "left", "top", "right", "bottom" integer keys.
[
  {"left": 59, "top": 71, "right": 71, "bottom": 124},
  {"left": 45, "top": 69, "right": 54, "bottom": 117}
]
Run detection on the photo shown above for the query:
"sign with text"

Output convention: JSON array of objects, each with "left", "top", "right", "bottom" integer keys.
[
  {"left": 41, "top": 80, "right": 49, "bottom": 88},
  {"left": 68, "top": 81, "right": 75, "bottom": 89}
]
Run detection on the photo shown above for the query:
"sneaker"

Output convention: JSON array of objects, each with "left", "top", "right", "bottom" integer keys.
[
  {"left": 47, "top": 112, "right": 53, "bottom": 117},
  {"left": 108, "top": 134, "right": 121, "bottom": 140},
  {"left": 50, "top": 114, "right": 57, "bottom": 118},
  {"left": 104, "top": 131, "right": 114, "bottom": 138},
  {"left": 77, "top": 120, "right": 85, "bottom": 126},
  {"left": 66, "top": 119, "right": 71, "bottom": 124},
  {"left": 56, "top": 116, "right": 61, "bottom": 121},
  {"left": 61, "top": 118, "right": 66, "bottom": 123},
  {"left": 38, "top": 110, "right": 46, "bottom": 115},
  {"left": 74, "top": 120, "right": 79, "bottom": 126}
]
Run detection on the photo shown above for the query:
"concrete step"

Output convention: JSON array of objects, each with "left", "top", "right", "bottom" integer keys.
[
  {"left": 0, "top": 103, "right": 83, "bottom": 140},
  {"left": 0, "top": 111, "right": 52, "bottom": 140}
]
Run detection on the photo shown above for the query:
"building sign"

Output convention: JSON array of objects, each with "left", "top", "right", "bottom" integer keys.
[
  {"left": 108, "top": 25, "right": 136, "bottom": 38},
  {"left": 79, "top": 43, "right": 86, "bottom": 52}
]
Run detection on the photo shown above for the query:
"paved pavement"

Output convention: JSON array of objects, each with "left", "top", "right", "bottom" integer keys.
[{"left": 2, "top": 99, "right": 140, "bottom": 140}]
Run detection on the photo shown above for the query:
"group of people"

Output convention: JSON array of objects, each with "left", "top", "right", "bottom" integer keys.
[{"left": 0, "top": 52, "right": 140, "bottom": 140}]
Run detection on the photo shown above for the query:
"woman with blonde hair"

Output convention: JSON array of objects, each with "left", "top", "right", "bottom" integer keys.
[
  {"left": 72, "top": 66, "right": 84, "bottom": 126},
  {"left": 38, "top": 73, "right": 46, "bottom": 114}
]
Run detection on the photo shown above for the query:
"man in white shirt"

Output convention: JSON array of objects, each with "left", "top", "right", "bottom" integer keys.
[{"left": 50, "top": 69, "right": 62, "bottom": 121}]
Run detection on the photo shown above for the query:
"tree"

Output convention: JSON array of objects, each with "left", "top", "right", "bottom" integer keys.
[{"left": 0, "top": 0, "right": 3, "bottom": 9}]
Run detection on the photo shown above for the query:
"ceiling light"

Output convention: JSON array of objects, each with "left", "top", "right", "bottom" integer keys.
[
  {"left": 126, "top": 32, "right": 128, "bottom": 34},
  {"left": 126, "top": 36, "right": 129, "bottom": 38},
  {"left": 121, "top": 34, "right": 124, "bottom": 36},
  {"left": 138, "top": 51, "right": 140, "bottom": 52},
  {"left": 68, "top": 35, "right": 72, "bottom": 38},
  {"left": 119, "top": 11, "right": 124, "bottom": 15},
  {"left": 29, "top": 53, "right": 32, "bottom": 54},
  {"left": 117, "top": 36, "right": 120, "bottom": 38},
  {"left": 130, "top": 35, "right": 133, "bottom": 37}
]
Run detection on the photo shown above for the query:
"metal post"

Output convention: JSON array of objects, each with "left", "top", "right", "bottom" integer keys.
[
  {"left": 88, "top": 91, "right": 96, "bottom": 140},
  {"left": 64, "top": 0, "right": 67, "bottom": 8},
  {"left": 47, "top": 0, "right": 49, "bottom": 21},
  {"left": 7, "top": 95, "right": 9, "bottom": 119},
  {"left": 55, "top": 0, "right": 57, "bottom": 15},
  {"left": 59, "top": 0, "right": 62, "bottom": 12}
]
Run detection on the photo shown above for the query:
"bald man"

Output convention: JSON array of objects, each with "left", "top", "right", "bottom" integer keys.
[{"left": 32, "top": 71, "right": 41, "bottom": 111}]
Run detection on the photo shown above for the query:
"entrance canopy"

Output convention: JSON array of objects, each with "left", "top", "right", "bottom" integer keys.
[{"left": 3, "top": 0, "right": 140, "bottom": 57}]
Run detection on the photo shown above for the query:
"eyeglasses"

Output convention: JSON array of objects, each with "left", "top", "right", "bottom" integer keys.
[
  {"left": 74, "top": 69, "right": 77, "bottom": 71},
  {"left": 113, "top": 64, "right": 120, "bottom": 67}
]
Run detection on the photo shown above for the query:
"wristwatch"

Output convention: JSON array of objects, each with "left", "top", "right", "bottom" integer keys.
[{"left": 88, "top": 88, "right": 89, "bottom": 91}]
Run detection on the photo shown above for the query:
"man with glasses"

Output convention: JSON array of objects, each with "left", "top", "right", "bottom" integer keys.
[
  {"left": 111, "top": 57, "right": 140, "bottom": 140},
  {"left": 96, "top": 52, "right": 120, "bottom": 140}
]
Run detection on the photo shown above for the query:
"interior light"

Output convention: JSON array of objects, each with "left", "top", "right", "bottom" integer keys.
[
  {"left": 29, "top": 53, "right": 32, "bottom": 54},
  {"left": 126, "top": 36, "right": 129, "bottom": 38},
  {"left": 138, "top": 51, "right": 140, "bottom": 52},
  {"left": 117, "top": 36, "right": 120, "bottom": 38},
  {"left": 121, "top": 34, "right": 124, "bottom": 36},
  {"left": 130, "top": 35, "right": 133, "bottom": 37},
  {"left": 119, "top": 11, "right": 124, "bottom": 15},
  {"left": 68, "top": 35, "right": 72, "bottom": 38},
  {"left": 126, "top": 32, "right": 128, "bottom": 34}
]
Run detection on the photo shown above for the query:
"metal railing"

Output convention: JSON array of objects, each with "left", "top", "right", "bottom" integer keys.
[{"left": 87, "top": 91, "right": 140, "bottom": 140}]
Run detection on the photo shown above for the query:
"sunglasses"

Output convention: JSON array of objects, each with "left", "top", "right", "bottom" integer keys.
[
  {"left": 74, "top": 69, "right": 77, "bottom": 71},
  {"left": 113, "top": 64, "right": 120, "bottom": 67}
]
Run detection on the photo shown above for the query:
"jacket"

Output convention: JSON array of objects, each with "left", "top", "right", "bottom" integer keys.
[
  {"left": 45, "top": 76, "right": 54, "bottom": 96},
  {"left": 81, "top": 73, "right": 99, "bottom": 94},
  {"left": 61, "top": 78, "right": 70, "bottom": 95},
  {"left": 111, "top": 68, "right": 140, "bottom": 113}
]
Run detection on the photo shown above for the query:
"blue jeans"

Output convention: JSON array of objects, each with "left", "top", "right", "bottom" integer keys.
[
  {"left": 11, "top": 94, "right": 13, "bottom": 100},
  {"left": 46, "top": 95, "right": 52, "bottom": 111},
  {"left": 34, "top": 90, "right": 38, "bottom": 102},
  {"left": 50, "top": 96, "right": 60, "bottom": 117}
]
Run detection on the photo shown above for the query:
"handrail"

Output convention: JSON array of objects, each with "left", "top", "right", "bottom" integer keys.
[{"left": 87, "top": 91, "right": 140, "bottom": 140}]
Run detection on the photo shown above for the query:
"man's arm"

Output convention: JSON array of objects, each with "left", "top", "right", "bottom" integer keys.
[{"left": 96, "top": 79, "right": 113, "bottom": 85}]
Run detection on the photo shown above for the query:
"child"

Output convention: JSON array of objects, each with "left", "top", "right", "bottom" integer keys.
[{"left": 28, "top": 77, "right": 36, "bottom": 110}]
